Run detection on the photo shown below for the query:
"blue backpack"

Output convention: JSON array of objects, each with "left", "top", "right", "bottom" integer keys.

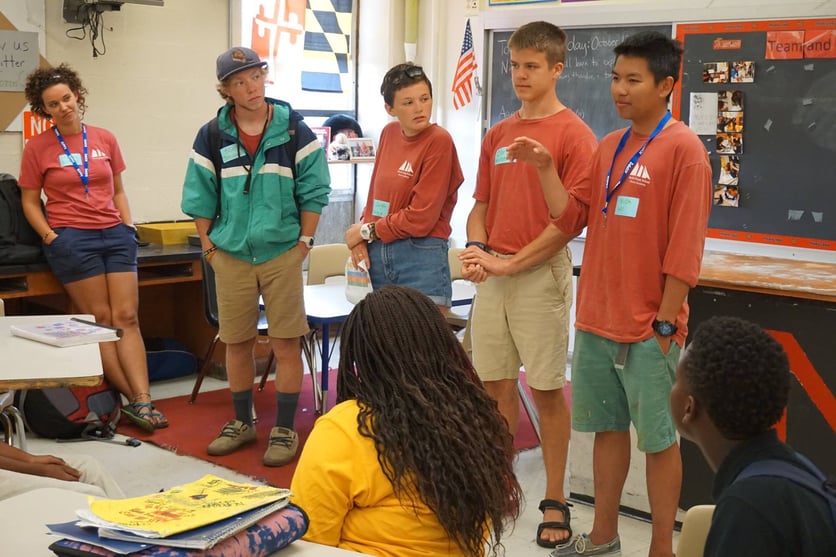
[{"left": 735, "top": 452, "right": 836, "bottom": 528}]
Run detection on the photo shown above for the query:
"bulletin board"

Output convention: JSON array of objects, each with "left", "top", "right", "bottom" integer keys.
[{"left": 673, "top": 18, "right": 836, "bottom": 251}]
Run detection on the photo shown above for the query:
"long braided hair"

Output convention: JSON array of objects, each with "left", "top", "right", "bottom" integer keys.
[{"left": 337, "top": 286, "right": 522, "bottom": 556}]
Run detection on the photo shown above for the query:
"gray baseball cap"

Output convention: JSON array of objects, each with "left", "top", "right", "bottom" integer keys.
[{"left": 216, "top": 47, "right": 267, "bottom": 81}]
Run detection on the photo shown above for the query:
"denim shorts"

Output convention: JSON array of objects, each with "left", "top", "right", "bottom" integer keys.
[
  {"left": 570, "top": 329, "right": 681, "bottom": 453},
  {"left": 45, "top": 224, "right": 138, "bottom": 284},
  {"left": 367, "top": 237, "right": 452, "bottom": 306}
]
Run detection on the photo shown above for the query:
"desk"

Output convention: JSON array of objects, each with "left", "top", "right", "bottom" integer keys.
[
  {"left": 303, "top": 281, "right": 476, "bottom": 413},
  {"left": 0, "top": 315, "right": 104, "bottom": 451},
  {"left": 0, "top": 487, "right": 364, "bottom": 556},
  {"left": 0, "top": 315, "right": 104, "bottom": 390},
  {"left": 0, "top": 244, "right": 214, "bottom": 360}
]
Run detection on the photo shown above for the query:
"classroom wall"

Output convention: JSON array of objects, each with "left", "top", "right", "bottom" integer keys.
[
  {"left": 431, "top": 0, "right": 836, "bottom": 263},
  {"left": 1, "top": 0, "right": 228, "bottom": 223}
]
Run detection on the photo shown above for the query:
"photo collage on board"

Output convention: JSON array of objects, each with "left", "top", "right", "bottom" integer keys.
[{"left": 699, "top": 61, "right": 755, "bottom": 208}]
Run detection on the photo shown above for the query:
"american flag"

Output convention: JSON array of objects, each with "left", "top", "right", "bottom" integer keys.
[{"left": 452, "top": 19, "right": 477, "bottom": 110}]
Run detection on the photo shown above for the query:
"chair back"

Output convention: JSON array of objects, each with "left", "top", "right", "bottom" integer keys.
[
  {"left": 200, "top": 257, "right": 220, "bottom": 329},
  {"left": 307, "top": 243, "right": 351, "bottom": 285},
  {"left": 448, "top": 247, "right": 463, "bottom": 281},
  {"left": 676, "top": 505, "right": 715, "bottom": 557}
]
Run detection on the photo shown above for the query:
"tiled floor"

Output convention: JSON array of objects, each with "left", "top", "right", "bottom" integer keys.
[{"left": 26, "top": 372, "right": 669, "bottom": 556}]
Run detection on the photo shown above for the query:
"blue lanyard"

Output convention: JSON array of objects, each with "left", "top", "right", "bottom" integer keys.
[
  {"left": 603, "top": 112, "right": 671, "bottom": 216},
  {"left": 53, "top": 124, "right": 89, "bottom": 197}
]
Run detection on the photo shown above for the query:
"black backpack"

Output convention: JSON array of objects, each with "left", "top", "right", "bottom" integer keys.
[
  {"left": 735, "top": 452, "right": 836, "bottom": 528},
  {"left": 0, "top": 173, "right": 45, "bottom": 265},
  {"left": 15, "top": 383, "right": 122, "bottom": 440}
]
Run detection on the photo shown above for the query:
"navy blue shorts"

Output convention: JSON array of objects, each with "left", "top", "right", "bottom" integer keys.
[
  {"left": 45, "top": 224, "right": 138, "bottom": 284},
  {"left": 367, "top": 237, "right": 452, "bottom": 306}
]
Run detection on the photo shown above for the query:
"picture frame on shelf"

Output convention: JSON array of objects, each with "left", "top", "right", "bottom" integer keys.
[
  {"left": 310, "top": 126, "right": 330, "bottom": 154},
  {"left": 347, "top": 137, "right": 375, "bottom": 161}
]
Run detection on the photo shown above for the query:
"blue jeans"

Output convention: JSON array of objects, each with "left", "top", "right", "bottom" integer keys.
[{"left": 367, "top": 237, "right": 451, "bottom": 307}]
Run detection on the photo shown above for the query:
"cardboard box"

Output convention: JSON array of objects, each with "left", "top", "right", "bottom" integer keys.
[{"left": 136, "top": 222, "right": 197, "bottom": 245}]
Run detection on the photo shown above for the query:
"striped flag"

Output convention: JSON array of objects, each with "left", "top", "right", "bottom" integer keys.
[{"left": 452, "top": 19, "right": 477, "bottom": 110}]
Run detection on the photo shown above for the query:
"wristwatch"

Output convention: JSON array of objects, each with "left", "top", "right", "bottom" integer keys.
[
  {"left": 298, "top": 235, "right": 314, "bottom": 248},
  {"left": 652, "top": 319, "right": 678, "bottom": 337},
  {"left": 360, "top": 222, "right": 377, "bottom": 242}
]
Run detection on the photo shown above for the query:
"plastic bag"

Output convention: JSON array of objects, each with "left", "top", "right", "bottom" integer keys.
[{"left": 345, "top": 256, "right": 373, "bottom": 304}]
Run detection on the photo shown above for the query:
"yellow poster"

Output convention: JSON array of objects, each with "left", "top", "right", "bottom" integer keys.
[{"left": 88, "top": 475, "right": 290, "bottom": 537}]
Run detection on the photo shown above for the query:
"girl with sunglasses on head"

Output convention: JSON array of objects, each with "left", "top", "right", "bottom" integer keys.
[{"left": 345, "top": 63, "right": 464, "bottom": 315}]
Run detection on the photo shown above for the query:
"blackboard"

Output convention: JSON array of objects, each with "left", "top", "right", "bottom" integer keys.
[
  {"left": 486, "top": 25, "right": 671, "bottom": 139},
  {"left": 675, "top": 19, "right": 836, "bottom": 250}
]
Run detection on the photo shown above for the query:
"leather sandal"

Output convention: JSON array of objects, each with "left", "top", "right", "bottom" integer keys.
[{"left": 536, "top": 498, "right": 572, "bottom": 548}]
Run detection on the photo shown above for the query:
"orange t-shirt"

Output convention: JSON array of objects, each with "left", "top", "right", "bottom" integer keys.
[
  {"left": 362, "top": 122, "right": 464, "bottom": 242},
  {"left": 556, "top": 121, "right": 712, "bottom": 344},
  {"left": 474, "top": 109, "right": 597, "bottom": 254}
]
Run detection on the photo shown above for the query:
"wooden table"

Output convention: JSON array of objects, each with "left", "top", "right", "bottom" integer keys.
[{"left": 0, "top": 243, "right": 213, "bottom": 361}]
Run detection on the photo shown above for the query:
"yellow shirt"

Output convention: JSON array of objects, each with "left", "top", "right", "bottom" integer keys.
[{"left": 291, "top": 400, "right": 470, "bottom": 556}]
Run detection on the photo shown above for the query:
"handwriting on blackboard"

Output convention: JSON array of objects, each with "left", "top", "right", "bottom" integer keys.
[{"left": 487, "top": 25, "right": 672, "bottom": 139}]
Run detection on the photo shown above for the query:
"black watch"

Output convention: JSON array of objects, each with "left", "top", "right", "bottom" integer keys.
[{"left": 652, "top": 319, "right": 678, "bottom": 337}]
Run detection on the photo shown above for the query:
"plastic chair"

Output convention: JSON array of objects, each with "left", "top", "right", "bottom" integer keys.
[
  {"left": 306, "top": 243, "right": 350, "bottom": 285},
  {"left": 189, "top": 257, "right": 274, "bottom": 403},
  {"left": 676, "top": 505, "right": 715, "bottom": 557}
]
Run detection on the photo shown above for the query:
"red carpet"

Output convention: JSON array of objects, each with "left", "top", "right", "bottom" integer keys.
[{"left": 118, "top": 373, "right": 543, "bottom": 488}]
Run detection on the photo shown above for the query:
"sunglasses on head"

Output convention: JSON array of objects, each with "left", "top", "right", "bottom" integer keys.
[{"left": 401, "top": 65, "right": 424, "bottom": 78}]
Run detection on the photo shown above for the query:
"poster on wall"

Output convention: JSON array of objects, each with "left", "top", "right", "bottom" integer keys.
[{"left": 0, "top": 30, "right": 38, "bottom": 92}]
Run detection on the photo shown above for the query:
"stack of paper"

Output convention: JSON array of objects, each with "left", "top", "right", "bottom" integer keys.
[{"left": 46, "top": 475, "right": 308, "bottom": 556}]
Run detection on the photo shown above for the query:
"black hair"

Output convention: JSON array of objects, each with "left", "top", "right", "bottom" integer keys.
[
  {"left": 508, "top": 20, "right": 567, "bottom": 66},
  {"left": 24, "top": 63, "right": 88, "bottom": 119},
  {"left": 337, "top": 286, "right": 521, "bottom": 556},
  {"left": 614, "top": 31, "right": 684, "bottom": 99},
  {"left": 380, "top": 63, "right": 432, "bottom": 106},
  {"left": 681, "top": 316, "right": 790, "bottom": 439}
]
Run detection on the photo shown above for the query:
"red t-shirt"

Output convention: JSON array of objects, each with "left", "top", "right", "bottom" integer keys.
[
  {"left": 362, "top": 122, "right": 464, "bottom": 242},
  {"left": 19, "top": 125, "right": 126, "bottom": 229},
  {"left": 556, "top": 121, "right": 713, "bottom": 344},
  {"left": 474, "top": 109, "right": 597, "bottom": 254}
]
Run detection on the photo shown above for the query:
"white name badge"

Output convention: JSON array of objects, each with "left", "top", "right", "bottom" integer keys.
[
  {"left": 614, "top": 196, "right": 640, "bottom": 218},
  {"left": 58, "top": 153, "right": 82, "bottom": 167}
]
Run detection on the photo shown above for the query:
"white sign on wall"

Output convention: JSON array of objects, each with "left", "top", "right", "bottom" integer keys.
[{"left": 0, "top": 30, "right": 38, "bottom": 91}]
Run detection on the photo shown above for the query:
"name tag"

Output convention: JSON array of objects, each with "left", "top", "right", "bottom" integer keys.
[
  {"left": 58, "top": 153, "right": 82, "bottom": 167},
  {"left": 614, "top": 196, "right": 639, "bottom": 218},
  {"left": 372, "top": 199, "right": 390, "bottom": 217},
  {"left": 494, "top": 147, "right": 513, "bottom": 165},
  {"left": 220, "top": 144, "right": 239, "bottom": 163}
]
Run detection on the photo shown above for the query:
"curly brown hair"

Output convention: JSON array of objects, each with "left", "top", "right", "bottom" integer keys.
[
  {"left": 682, "top": 316, "right": 790, "bottom": 439},
  {"left": 337, "top": 286, "right": 522, "bottom": 556},
  {"left": 24, "top": 63, "right": 88, "bottom": 119}
]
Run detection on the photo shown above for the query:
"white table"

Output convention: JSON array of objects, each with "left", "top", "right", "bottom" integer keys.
[
  {"left": 303, "top": 281, "right": 476, "bottom": 413},
  {"left": 1, "top": 315, "right": 104, "bottom": 450},
  {"left": 0, "top": 487, "right": 364, "bottom": 556},
  {"left": 0, "top": 315, "right": 104, "bottom": 390}
]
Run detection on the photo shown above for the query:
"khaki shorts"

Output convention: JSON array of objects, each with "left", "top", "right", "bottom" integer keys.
[
  {"left": 211, "top": 247, "right": 309, "bottom": 344},
  {"left": 470, "top": 247, "right": 572, "bottom": 391}
]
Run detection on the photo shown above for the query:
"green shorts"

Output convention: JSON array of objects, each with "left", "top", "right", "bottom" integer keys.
[{"left": 570, "top": 330, "right": 680, "bottom": 453}]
